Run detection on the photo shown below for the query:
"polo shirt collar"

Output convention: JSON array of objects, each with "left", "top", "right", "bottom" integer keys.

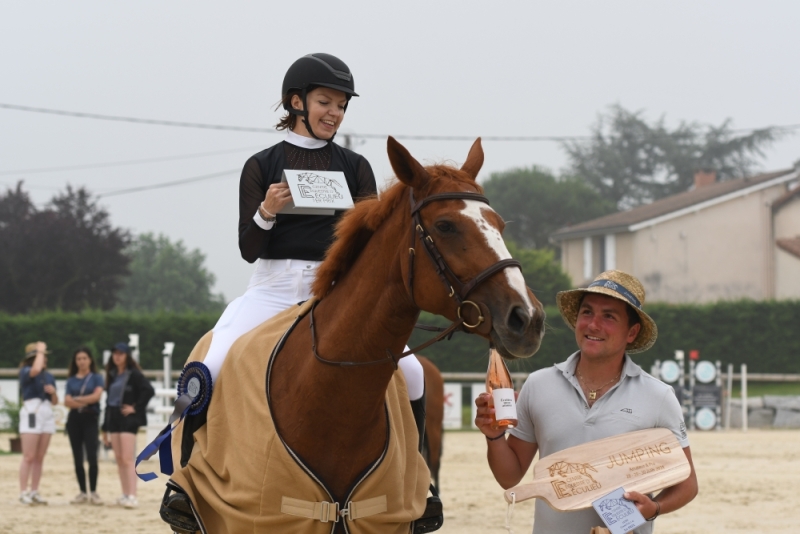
[{"left": 555, "top": 351, "right": 642, "bottom": 379}]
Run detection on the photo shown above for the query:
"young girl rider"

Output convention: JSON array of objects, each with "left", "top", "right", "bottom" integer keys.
[{"left": 199, "top": 52, "right": 426, "bottom": 435}]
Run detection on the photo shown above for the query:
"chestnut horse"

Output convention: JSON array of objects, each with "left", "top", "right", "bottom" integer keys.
[{"left": 168, "top": 137, "right": 545, "bottom": 533}]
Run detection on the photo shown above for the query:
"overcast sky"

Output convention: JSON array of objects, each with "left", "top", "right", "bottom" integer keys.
[{"left": 2, "top": 1, "right": 798, "bottom": 301}]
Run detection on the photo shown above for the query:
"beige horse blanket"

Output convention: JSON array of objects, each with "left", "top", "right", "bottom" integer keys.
[{"left": 169, "top": 299, "right": 430, "bottom": 533}]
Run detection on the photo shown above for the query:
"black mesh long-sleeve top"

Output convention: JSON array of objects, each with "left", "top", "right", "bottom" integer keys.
[{"left": 238, "top": 140, "right": 377, "bottom": 263}]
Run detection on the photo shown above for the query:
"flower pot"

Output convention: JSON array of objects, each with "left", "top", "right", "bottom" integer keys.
[{"left": 10, "top": 437, "right": 22, "bottom": 453}]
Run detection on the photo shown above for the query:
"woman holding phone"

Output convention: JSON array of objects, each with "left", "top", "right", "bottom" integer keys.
[{"left": 18, "top": 341, "right": 58, "bottom": 505}]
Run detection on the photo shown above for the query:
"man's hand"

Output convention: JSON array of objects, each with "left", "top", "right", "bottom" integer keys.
[
  {"left": 474, "top": 393, "right": 499, "bottom": 438},
  {"left": 623, "top": 491, "right": 659, "bottom": 520},
  {"left": 475, "top": 391, "right": 520, "bottom": 438}
]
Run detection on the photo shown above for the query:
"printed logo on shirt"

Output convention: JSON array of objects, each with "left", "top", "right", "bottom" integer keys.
[
  {"left": 620, "top": 408, "right": 633, "bottom": 414},
  {"left": 679, "top": 421, "right": 687, "bottom": 440}
]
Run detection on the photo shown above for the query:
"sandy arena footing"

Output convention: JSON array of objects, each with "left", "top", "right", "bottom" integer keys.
[{"left": 1, "top": 429, "right": 797, "bottom": 533}]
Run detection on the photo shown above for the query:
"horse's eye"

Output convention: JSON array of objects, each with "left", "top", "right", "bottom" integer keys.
[{"left": 435, "top": 221, "right": 455, "bottom": 233}]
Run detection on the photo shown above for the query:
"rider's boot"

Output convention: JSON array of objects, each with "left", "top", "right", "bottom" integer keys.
[
  {"left": 160, "top": 482, "right": 201, "bottom": 534},
  {"left": 410, "top": 388, "right": 426, "bottom": 452}
]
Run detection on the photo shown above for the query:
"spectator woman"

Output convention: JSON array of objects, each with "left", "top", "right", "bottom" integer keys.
[
  {"left": 102, "top": 342, "right": 154, "bottom": 509},
  {"left": 64, "top": 347, "right": 105, "bottom": 505},
  {"left": 18, "top": 341, "right": 58, "bottom": 505}
]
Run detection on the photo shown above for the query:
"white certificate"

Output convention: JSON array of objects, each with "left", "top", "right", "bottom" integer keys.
[{"left": 279, "top": 170, "right": 354, "bottom": 215}]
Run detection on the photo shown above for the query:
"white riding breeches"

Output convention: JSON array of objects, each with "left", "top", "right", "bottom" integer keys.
[{"left": 203, "top": 258, "right": 424, "bottom": 401}]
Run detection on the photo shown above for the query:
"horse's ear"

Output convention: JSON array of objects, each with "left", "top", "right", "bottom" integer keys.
[
  {"left": 387, "top": 136, "right": 428, "bottom": 188},
  {"left": 460, "top": 137, "right": 484, "bottom": 182}
]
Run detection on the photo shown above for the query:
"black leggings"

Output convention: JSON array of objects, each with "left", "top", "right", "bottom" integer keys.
[{"left": 66, "top": 411, "right": 100, "bottom": 493}]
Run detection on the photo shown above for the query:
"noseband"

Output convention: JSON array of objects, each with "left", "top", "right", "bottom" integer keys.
[{"left": 310, "top": 187, "right": 522, "bottom": 368}]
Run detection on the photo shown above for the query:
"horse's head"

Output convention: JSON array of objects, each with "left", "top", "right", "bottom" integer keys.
[{"left": 387, "top": 136, "right": 545, "bottom": 359}]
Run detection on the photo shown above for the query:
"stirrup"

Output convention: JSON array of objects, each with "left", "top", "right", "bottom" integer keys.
[
  {"left": 160, "top": 482, "right": 200, "bottom": 534},
  {"left": 412, "top": 483, "right": 443, "bottom": 533}
]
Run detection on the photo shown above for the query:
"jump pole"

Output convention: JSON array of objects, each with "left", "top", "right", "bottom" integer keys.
[
  {"left": 741, "top": 364, "right": 748, "bottom": 432},
  {"left": 724, "top": 363, "right": 733, "bottom": 430},
  {"left": 162, "top": 342, "right": 175, "bottom": 390}
]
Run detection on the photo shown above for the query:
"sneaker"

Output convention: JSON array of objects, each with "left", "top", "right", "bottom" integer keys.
[
  {"left": 123, "top": 495, "right": 139, "bottom": 509},
  {"left": 29, "top": 491, "right": 48, "bottom": 505},
  {"left": 90, "top": 492, "right": 104, "bottom": 506},
  {"left": 19, "top": 492, "right": 33, "bottom": 505},
  {"left": 111, "top": 494, "right": 128, "bottom": 507},
  {"left": 71, "top": 492, "right": 89, "bottom": 504}
]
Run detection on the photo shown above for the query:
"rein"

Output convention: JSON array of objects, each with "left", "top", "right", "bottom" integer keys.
[
  {"left": 309, "top": 300, "right": 398, "bottom": 369},
  {"left": 310, "top": 188, "right": 522, "bottom": 368}
]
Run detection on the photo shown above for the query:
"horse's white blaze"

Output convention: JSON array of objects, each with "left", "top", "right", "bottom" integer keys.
[{"left": 461, "top": 200, "right": 535, "bottom": 316}]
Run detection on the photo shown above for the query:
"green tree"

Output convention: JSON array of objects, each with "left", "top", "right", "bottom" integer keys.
[
  {"left": 482, "top": 167, "right": 616, "bottom": 250},
  {"left": 564, "top": 105, "right": 781, "bottom": 208},
  {"left": 117, "top": 233, "right": 225, "bottom": 313},
  {"left": 505, "top": 241, "right": 572, "bottom": 306},
  {"left": 0, "top": 183, "right": 130, "bottom": 313}
]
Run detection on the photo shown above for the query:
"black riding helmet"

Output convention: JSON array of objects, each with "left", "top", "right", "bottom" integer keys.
[{"left": 282, "top": 53, "right": 358, "bottom": 141}]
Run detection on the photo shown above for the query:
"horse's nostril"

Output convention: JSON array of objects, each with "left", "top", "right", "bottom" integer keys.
[{"left": 507, "top": 306, "right": 531, "bottom": 334}]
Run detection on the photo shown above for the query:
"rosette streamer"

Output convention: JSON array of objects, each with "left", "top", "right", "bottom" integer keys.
[{"left": 135, "top": 362, "right": 212, "bottom": 481}]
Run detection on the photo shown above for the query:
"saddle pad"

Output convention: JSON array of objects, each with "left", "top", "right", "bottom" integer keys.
[{"left": 169, "top": 299, "right": 430, "bottom": 534}]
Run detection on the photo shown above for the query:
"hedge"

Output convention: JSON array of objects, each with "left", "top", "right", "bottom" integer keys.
[
  {"left": 0, "top": 309, "right": 219, "bottom": 370},
  {"left": 1, "top": 300, "right": 798, "bottom": 374},
  {"left": 409, "top": 300, "right": 800, "bottom": 374}
]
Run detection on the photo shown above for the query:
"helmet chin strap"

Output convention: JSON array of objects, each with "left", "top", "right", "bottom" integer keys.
[{"left": 288, "top": 87, "right": 340, "bottom": 143}]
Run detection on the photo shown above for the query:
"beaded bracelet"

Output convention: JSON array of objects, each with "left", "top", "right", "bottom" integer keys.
[
  {"left": 258, "top": 205, "right": 276, "bottom": 221},
  {"left": 486, "top": 432, "right": 506, "bottom": 441}
]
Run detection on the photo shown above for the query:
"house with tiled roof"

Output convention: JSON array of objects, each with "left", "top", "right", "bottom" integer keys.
[{"left": 550, "top": 166, "right": 800, "bottom": 303}]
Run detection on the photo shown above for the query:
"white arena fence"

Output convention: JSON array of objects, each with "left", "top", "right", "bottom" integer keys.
[{"left": 2, "top": 369, "right": 798, "bottom": 436}]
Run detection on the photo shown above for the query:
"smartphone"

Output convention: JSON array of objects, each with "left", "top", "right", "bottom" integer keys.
[{"left": 28, "top": 413, "right": 36, "bottom": 428}]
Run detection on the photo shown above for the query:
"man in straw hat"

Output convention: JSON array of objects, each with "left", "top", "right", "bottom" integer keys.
[{"left": 476, "top": 270, "right": 697, "bottom": 533}]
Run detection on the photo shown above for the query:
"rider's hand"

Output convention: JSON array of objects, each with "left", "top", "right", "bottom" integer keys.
[{"left": 261, "top": 183, "right": 293, "bottom": 216}]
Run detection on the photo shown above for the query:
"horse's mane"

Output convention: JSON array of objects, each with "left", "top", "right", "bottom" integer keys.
[{"left": 312, "top": 164, "right": 483, "bottom": 298}]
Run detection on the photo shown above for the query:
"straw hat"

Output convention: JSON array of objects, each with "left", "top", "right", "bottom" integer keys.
[{"left": 556, "top": 270, "right": 658, "bottom": 354}]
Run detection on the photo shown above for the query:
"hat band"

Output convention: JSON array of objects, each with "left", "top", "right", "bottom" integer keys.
[{"left": 587, "top": 279, "right": 642, "bottom": 309}]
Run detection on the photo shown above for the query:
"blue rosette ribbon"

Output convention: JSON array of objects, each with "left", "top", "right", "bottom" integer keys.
[{"left": 135, "top": 362, "right": 212, "bottom": 481}]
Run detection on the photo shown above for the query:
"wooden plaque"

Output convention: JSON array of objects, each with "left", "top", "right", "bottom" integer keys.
[{"left": 504, "top": 428, "right": 690, "bottom": 511}]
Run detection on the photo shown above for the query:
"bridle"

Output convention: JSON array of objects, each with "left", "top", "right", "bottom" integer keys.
[{"left": 310, "top": 187, "right": 522, "bottom": 368}]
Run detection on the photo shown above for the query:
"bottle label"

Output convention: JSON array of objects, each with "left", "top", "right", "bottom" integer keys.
[{"left": 492, "top": 388, "right": 517, "bottom": 420}]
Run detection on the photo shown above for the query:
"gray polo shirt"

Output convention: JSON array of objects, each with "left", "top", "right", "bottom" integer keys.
[{"left": 509, "top": 352, "right": 689, "bottom": 534}]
